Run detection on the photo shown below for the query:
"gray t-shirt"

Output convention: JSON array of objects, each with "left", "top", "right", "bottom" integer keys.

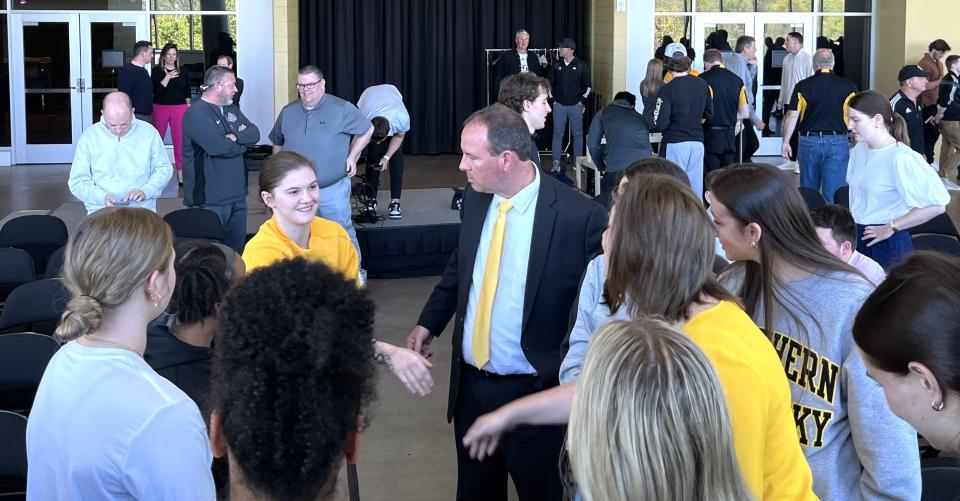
[
  {"left": 269, "top": 94, "right": 372, "bottom": 188},
  {"left": 357, "top": 84, "right": 410, "bottom": 136},
  {"left": 720, "top": 266, "right": 920, "bottom": 501}
]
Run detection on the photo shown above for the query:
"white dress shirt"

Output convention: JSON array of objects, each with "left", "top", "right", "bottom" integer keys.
[
  {"left": 462, "top": 168, "right": 541, "bottom": 375},
  {"left": 68, "top": 118, "right": 172, "bottom": 214},
  {"left": 847, "top": 141, "right": 950, "bottom": 223}
]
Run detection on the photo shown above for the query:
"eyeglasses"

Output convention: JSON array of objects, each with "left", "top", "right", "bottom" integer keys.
[{"left": 296, "top": 80, "right": 322, "bottom": 90}]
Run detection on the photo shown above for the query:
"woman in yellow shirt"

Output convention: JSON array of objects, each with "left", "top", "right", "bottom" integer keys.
[
  {"left": 243, "top": 151, "right": 433, "bottom": 397},
  {"left": 460, "top": 162, "right": 816, "bottom": 500}
]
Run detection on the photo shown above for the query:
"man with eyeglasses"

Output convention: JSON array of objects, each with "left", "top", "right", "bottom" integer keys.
[
  {"left": 182, "top": 65, "right": 260, "bottom": 253},
  {"left": 270, "top": 65, "right": 374, "bottom": 259}
]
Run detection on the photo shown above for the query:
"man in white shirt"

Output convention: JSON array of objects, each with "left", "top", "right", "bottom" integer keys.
[
  {"left": 810, "top": 204, "right": 886, "bottom": 286},
  {"left": 779, "top": 32, "right": 812, "bottom": 161},
  {"left": 68, "top": 92, "right": 172, "bottom": 214}
]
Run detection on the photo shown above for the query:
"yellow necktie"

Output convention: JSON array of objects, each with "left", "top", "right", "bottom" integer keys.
[{"left": 472, "top": 199, "right": 513, "bottom": 369}]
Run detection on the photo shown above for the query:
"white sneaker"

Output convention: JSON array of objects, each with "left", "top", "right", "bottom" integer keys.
[{"left": 942, "top": 178, "right": 960, "bottom": 191}]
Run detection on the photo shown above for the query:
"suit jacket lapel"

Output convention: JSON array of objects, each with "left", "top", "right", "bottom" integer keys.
[
  {"left": 458, "top": 188, "right": 493, "bottom": 318},
  {"left": 523, "top": 178, "right": 557, "bottom": 330}
]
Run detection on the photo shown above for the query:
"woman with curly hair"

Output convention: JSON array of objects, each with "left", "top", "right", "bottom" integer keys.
[
  {"left": 209, "top": 257, "right": 378, "bottom": 500},
  {"left": 26, "top": 207, "right": 214, "bottom": 499}
]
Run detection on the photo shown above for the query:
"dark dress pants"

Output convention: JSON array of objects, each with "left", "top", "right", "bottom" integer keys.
[
  {"left": 704, "top": 125, "right": 737, "bottom": 172},
  {"left": 453, "top": 364, "right": 566, "bottom": 501}
]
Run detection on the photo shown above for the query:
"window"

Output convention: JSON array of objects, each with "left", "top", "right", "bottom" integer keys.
[
  {"left": 655, "top": 16, "right": 693, "bottom": 50},
  {"left": 698, "top": 0, "right": 813, "bottom": 12},
  {"left": 821, "top": 0, "right": 871, "bottom": 13},
  {"left": 818, "top": 16, "right": 871, "bottom": 91},
  {"left": 12, "top": 0, "right": 144, "bottom": 9},
  {"left": 655, "top": 0, "right": 691, "bottom": 13},
  {"left": 151, "top": 0, "right": 235, "bottom": 11}
]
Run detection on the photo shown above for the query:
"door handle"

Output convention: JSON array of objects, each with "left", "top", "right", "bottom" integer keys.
[{"left": 76, "top": 78, "right": 85, "bottom": 93}]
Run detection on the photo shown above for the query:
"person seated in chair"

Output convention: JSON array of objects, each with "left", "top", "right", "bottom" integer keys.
[
  {"left": 810, "top": 204, "right": 886, "bottom": 286},
  {"left": 208, "top": 258, "right": 377, "bottom": 500},
  {"left": 242, "top": 150, "right": 434, "bottom": 397}
]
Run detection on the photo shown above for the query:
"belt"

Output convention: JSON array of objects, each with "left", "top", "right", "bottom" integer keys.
[
  {"left": 800, "top": 130, "right": 847, "bottom": 136},
  {"left": 706, "top": 125, "right": 734, "bottom": 129},
  {"left": 462, "top": 361, "right": 537, "bottom": 381}
]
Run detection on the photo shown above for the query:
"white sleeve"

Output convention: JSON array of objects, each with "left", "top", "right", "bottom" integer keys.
[
  {"left": 141, "top": 132, "right": 174, "bottom": 200},
  {"left": 894, "top": 146, "right": 951, "bottom": 209},
  {"left": 123, "top": 400, "right": 215, "bottom": 500},
  {"left": 67, "top": 134, "right": 108, "bottom": 208},
  {"left": 559, "top": 256, "right": 605, "bottom": 384}
]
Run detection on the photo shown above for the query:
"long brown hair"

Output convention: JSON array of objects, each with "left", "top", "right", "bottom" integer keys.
[
  {"left": 708, "top": 164, "right": 863, "bottom": 338},
  {"left": 640, "top": 58, "right": 664, "bottom": 99},
  {"left": 848, "top": 90, "right": 910, "bottom": 144},
  {"left": 604, "top": 174, "right": 738, "bottom": 321}
]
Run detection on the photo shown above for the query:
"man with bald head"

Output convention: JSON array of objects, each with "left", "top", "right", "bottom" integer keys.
[
  {"left": 780, "top": 48, "right": 858, "bottom": 203},
  {"left": 68, "top": 91, "right": 172, "bottom": 214}
]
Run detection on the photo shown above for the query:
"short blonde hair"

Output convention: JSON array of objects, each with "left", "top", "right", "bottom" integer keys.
[
  {"left": 56, "top": 207, "right": 174, "bottom": 341},
  {"left": 567, "top": 318, "right": 752, "bottom": 501}
]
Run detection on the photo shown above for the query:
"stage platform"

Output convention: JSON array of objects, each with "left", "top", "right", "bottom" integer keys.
[{"left": 5, "top": 179, "right": 463, "bottom": 280}]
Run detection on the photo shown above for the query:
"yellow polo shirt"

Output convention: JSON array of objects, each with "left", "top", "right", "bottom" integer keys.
[
  {"left": 685, "top": 300, "right": 816, "bottom": 501},
  {"left": 242, "top": 217, "right": 359, "bottom": 280}
]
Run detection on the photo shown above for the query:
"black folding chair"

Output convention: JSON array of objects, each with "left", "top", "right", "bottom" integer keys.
[
  {"left": 0, "top": 279, "right": 70, "bottom": 336},
  {"left": 0, "top": 248, "right": 35, "bottom": 310},
  {"left": 44, "top": 246, "right": 65, "bottom": 279},
  {"left": 0, "top": 215, "right": 68, "bottom": 275},
  {"left": 798, "top": 186, "right": 827, "bottom": 210},
  {"left": 833, "top": 185, "right": 850, "bottom": 208},
  {"left": 908, "top": 213, "right": 960, "bottom": 239},
  {"left": 922, "top": 456, "right": 960, "bottom": 501},
  {"left": 0, "top": 410, "right": 28, "bottom": 497},
  {"left": 0, "top": 333, "right": 60, "bottom": 412},
  {"left": 912, "top": 234, "right": 960, "bottom": 257},
  {"left": 163, "top": 208, "right": 226, "bottom": 243}
]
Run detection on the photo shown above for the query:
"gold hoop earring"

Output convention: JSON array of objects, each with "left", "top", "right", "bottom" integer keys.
[
  {"left": 150, "top": 292, "right": 161, "bottom": 309},
  {"left": 932, "top": 400, "right": 945, "bottom": 412}
]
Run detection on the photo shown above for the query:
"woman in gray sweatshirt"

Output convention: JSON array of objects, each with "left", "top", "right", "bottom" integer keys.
[{"left": 708, "top": 164, "right": 921, "bottom": 501}]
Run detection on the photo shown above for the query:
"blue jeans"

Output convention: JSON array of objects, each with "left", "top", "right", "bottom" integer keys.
[
  {"left": 318, "top": 176, "right": 360, "bottom": 259},
  {"left": 856, "top": 224, "right": 913, "bottom": 270},
  {"left": 798, "top": 135, "right": 849, "bottom": 203},
  {"left": 200, "top": 200, "right": 247, "bottom": 254},
  {"left": 552, "top": 103, "right": 584, "bottom": 167}
]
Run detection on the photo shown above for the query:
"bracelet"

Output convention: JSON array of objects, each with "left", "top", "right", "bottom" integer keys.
[
  {"left": 888, "top": 220, "right": 898, "bottom": 232},
  {"left": 382, "top": 154, "right": 391, "bottom": 161}
]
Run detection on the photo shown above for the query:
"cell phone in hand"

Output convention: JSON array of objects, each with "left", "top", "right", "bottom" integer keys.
[{"left": 113, "top": 200, "right": 130, "bottom": 206}]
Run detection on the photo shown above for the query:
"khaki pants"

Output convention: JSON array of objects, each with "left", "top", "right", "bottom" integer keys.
[{"left": 938, "top": 120, "right": 960, "bottom": 180}]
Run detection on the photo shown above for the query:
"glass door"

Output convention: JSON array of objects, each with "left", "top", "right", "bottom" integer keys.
[
  {"left": 11, "top": 13, "right": 81, "bottom": 164},
  {"left": 755, "top": 13, "right": 814, "bottom": 156},
  {"left": 11, "top": 13, "right": 148, "bottom": 164}
]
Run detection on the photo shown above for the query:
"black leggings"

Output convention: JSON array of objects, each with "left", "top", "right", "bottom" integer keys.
[{"left": 364, "top": 139, "right": 405, "bottom": 200}]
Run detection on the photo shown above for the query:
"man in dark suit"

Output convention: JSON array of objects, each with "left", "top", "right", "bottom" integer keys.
[
  {"left": 494, "top": 29, "right": 547, "bottom": 101},
  {"left": 407, "top": 103, "right": 605, "bottom": 501}
]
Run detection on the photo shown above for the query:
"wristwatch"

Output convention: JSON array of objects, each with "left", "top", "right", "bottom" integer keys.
[
  {"left": 382, "top": 155, "right": 391, "bottom": 161},
  {"left": 888, "top": 220, "right": 898, "bottom": 232}
]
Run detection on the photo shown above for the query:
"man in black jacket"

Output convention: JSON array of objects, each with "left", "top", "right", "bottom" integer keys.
[
  {"left": 937, "top": 54, "right": 960, "bottom": 186},
  {"left": 407, "top": 104, "right": 605, "bottom": 501},
  {"left": 182, "top": 66, "right": 260, "bottom": 253},
  {"left": 494, "top": 29, "right": 546, "bottom": 100},
  {"left": 700, "top": 48, "right": 750, "bottom": 172},
  {"left": 587, "top": 91, "right": 652, "bottom": 194},
  {"left": 548, "top": 38, "right": 591, "bottom": 174}
]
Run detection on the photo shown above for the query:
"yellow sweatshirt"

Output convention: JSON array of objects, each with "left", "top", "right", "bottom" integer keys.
[
  {"left": 685, "top": 300, "right": 817, "bottom": 501},
  {"left": 242, "top": 217, "right": 359, "bottom": 280}
]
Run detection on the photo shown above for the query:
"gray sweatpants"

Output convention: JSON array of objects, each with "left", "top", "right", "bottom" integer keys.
[
  {"left": 664, "top": 141, "right": 705, "bottom": 200},
  {"left": 552, "top": 103, "right": 584, "bottom": 167}
]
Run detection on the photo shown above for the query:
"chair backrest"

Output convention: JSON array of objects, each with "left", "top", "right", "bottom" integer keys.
[
  {"left": 0, "top": 333, "right": 60, "bottom": 412},
  {"left": 834, "top": 185, "right": 850, "bottom": 208},
  {"left": 164, "top": 208, "right": 226, "bottom": 243},
  {"left": 0, "top": 279, "right": 71, "bottom": 335},
  {"left": 44, "top": 245, "right": 66, "bottom": 279},
  {"left": 922, "top": 456, "right": 960, "bottom": 501},
  {"left": 0, "top": 410, "right": 28, "bottom": 482},
  {"left": 798, "top": 187, "right": 827, "bottom": 210},
  {"left": 0, "top": 248, "right": 36, "bottom": 307},
  {"left": 912, "top": 234, "right": 960, "bottom": 257},
  {"left": 0, "top": 215, "right": 68, "bottom": 275},
  {"left": 908, "top": 213, "right": 960, "bottom": 239}
]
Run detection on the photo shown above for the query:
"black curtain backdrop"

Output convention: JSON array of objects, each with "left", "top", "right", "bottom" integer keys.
[{"left": 299, "top": 0, "right": 587, "bottom": 155}]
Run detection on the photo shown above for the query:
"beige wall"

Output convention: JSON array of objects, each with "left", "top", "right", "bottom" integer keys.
[
  {"left": 588, "top": 0, "right": 627, "bottom": 106},
  {"left": 273, "top": 0, "right": 299, "bottom": 116},
  {"left": 876, "top": 0, "right": 960, "bottom": 97}
]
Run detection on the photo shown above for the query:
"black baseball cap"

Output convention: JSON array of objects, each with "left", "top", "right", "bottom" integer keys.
[
  {"left": 898, "top": 65, "right": 929, "bottom": 82},
  {"left": 558, "top": 38, "right": 576, "bottom": 50}
]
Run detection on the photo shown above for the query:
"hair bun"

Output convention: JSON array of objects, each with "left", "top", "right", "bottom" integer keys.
[{"left": 55, "top": 294, "right": 104, "bottom": 341}]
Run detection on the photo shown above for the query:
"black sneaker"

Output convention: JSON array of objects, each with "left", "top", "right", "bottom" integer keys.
[
  {"left": 388, "top": 201, "right": 402, "bottom": 219},
  {"left": 366, "top": 199, "right": 378, "bottom": 215}
]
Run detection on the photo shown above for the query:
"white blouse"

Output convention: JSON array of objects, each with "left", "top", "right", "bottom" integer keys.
[{"left": 846, "top": 141, "right": 949, "bottom": 224}]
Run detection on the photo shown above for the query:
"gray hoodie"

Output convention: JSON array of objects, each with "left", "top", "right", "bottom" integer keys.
[
  {"left": 720, "top": 265, "right": 921, "bottom": 501},
  {"left": 182, "top": 99, "right": 260, "bottom": 206}
]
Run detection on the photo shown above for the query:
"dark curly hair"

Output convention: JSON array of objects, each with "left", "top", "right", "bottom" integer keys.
[
  {"left": 211, "top": 257, "right": 377, "bottom": 500},
  {"left": 167, "top": 241, "right": 231, "bottom": 325}
]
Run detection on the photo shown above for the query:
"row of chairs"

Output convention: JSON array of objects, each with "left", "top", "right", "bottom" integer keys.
[
  {"left": 0, "top": 209, "right": 227, "bottom": 309},
  {"left": 798, "top": 186, "right": 960, "bottom": 256}
]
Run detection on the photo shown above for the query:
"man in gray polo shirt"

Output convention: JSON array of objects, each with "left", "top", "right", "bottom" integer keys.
[{"left": 269, "top": 65, "right": 374, "bottom": 256}]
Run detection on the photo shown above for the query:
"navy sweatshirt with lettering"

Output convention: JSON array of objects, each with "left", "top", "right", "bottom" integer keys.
[{"left": 643, "top": 73, "right": 713, "bottom": 144}]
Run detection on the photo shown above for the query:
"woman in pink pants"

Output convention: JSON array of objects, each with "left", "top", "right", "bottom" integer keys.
[{"left": 152, "top": 43, "right": 191, "bottom": 185}]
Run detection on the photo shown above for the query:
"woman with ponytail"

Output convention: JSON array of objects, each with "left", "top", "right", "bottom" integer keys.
[
  {"left": 27, "top": 207, "right": 215, "bottom": 499},
  {"left": 846, "top": 90, "right": 949, "bottom": 268}
]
